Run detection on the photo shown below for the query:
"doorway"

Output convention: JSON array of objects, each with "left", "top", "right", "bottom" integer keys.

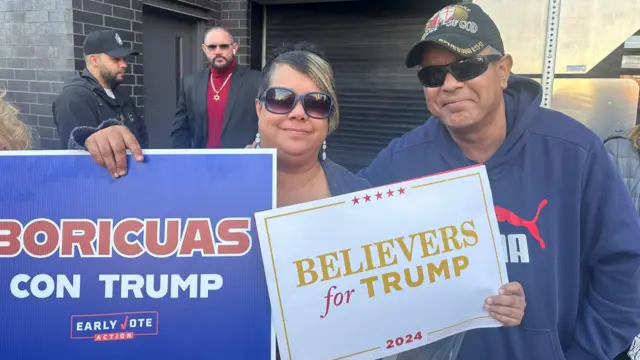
[
  {"left": 263, "top": 0, "right": 455, "bottom": 172},
  {"left": 142, "top": 6, "right": 200, "bottom": 149}
]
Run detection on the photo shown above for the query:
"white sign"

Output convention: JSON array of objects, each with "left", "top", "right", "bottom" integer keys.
[{"left": 255, "top": 165, "right": 509, "bottom": 360}]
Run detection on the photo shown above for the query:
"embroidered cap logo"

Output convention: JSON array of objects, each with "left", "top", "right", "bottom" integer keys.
[{"left": 424, "top": 5, "right": 469, "bottom": 34}]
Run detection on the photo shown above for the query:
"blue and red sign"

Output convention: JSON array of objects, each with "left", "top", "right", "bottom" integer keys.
[
  {"left": 0, "top": 150, "right": 276, "bottom": 359},
  {"left": 71, "top": 311, "right": 159, "bottom": 341}
]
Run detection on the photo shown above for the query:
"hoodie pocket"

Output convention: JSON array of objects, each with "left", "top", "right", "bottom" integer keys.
[{"left": 518, "top": 327, "right": 566, "bottom": 360}]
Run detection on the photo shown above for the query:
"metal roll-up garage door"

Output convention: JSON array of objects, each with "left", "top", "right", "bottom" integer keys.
[{"left": 265, "top": 1, "right": 454, "bottom": 172}]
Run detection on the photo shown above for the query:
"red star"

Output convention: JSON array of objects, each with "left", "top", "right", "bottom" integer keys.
[
  {"left": 352, "top": 196, "right": 360, "bottom": 205},
  {"left": 375, "top": 192, "right": 383, "bottom": 200},
  {"left": 364, "top": 194, "right": 372, "bottom": 202},
  {"left": 387, "top": 189, "right": 394, "bottom": 197},
  {"left": 398, "top": 187, "right": 405, "bottom": 195}
]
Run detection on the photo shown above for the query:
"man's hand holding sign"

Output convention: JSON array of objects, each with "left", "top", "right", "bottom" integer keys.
[
  {"left": 256, "top": 165, "right": 524, "bottom": 360},
  {"left": 485, "top": 281, "right": 525, "bottom": 327}
]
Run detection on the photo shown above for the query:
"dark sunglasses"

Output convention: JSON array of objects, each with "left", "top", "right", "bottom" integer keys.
[
  {"left": 418, "top": 54, "right": 503, "bottom": 88},
  {"left": 260, "top": 87, "right": 333, "bottom": 119},
  {"left": 206, "top": 43, "right": 232, "bottom": 50}
]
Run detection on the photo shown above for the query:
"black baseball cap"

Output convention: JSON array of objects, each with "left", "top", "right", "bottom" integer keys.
[
  {"left": 83, "top": 29, "right": 139, "bottom": 58},
  {"left": 405, "top": 3, "right": 504, "bottom": 68}
]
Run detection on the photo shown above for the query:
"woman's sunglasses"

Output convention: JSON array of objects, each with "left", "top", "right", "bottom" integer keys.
[
  {"left": 260, "top": 87, "right": 333, "bottom": 119},
  {"left": 418, "top": 54, "right": 503, "bottom": 88}
]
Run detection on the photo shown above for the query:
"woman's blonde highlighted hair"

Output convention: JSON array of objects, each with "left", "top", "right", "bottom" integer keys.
[
  {"left": 258, "top": 41, "right": 340, "bottom": 133},
  {"left": 631, "top": 124, "right": 640, "bottom": 150},
  {"left": 0, "top": 89, "right": 33, "bottom": 150}
]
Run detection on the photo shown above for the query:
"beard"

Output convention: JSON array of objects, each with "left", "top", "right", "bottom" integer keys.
[
  {"left": 210, "top": 55, "right": 233, "bottom": 70},
  {"left": 101, "top": 69, "right": 124, "bottom": 88}
]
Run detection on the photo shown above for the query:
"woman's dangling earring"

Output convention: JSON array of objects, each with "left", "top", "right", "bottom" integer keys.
[
  {"left": 321, "top": 140, "right": 327, "bottom": 161},
  {"left": 255, "top": 133, "right": 261, "bottom": 148}
]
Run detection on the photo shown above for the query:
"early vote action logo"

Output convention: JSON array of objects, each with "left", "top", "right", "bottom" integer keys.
[
  {"left": 0, "top": 150, "right": 276, "bottom": 360},
  {"left": 71, "top": 311, "right": 158, "bottom": 341}
]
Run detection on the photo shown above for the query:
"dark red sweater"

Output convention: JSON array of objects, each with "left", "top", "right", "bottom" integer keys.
[{"left": 205, "top": 60, "right": 236, "bottom": 148}]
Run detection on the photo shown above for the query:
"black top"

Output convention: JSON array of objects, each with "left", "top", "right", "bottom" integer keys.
[{"left": 53, "top": 69, "right": 148, "bottom": 149}]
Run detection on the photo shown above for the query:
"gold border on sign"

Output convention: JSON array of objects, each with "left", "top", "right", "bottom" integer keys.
[
  {"left": 264, "top": 201, "right": 346, "bottom": 360},
  {"left": 264, "top": 171, "right": 504, "bottom": 359}
]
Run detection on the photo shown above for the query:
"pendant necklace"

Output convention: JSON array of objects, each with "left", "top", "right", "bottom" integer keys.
[{"left": 211, "top": 72, "right": 232, "bottom": 101}]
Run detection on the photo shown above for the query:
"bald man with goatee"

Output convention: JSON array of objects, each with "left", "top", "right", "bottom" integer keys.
[{"left": 171, "top": 27, "right": 261, "bottom": 149}]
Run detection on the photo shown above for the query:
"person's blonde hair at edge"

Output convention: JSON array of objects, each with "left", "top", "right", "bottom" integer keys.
[
  {"left": 631, "top": 124, "right": 640, "bottom": 150},
  {"left": 0, "top": 89, "right": 32, "bottom": 150}
]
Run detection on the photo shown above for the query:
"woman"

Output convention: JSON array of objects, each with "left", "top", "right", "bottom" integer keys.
[
  {"left": 248, "top": 41, "right": 370, "bottom": 204},
  {"left": 71, "top": 42, "right": 526, "bottom": 358},
  {"left": 0, "top": 90, "right": 33, "bottom": 150},
  {"left": 251, "top": 41, "right": 525, "bottom": 360},
  {"left": 606, "top": 127, "right": 640, "bottom": 215},
  {"left": 605, "top": 126, "right": 640, "bottom": 360}
]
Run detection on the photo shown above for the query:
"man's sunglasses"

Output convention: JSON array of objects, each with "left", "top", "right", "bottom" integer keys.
[
  {"left": 418, "top": 54, "right": 503, "bottom": 88},
  {"left": 205, "top": 43, "right": 233, "bottom": 50},
  {"left": 259, "top": 87, "right": 333, "bottom": 119}
]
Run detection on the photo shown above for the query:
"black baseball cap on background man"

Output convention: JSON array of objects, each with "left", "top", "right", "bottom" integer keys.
[
  {"left": 83, "top": 29, "right": 139, "bottom": 58},
  {"left": 405, "top": 2, "right": 504, "bottom": 68}
]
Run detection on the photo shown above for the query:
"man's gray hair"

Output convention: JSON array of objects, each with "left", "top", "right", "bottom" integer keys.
[{"left": 484, "top": 45, "right": 503, "bottom": 56}]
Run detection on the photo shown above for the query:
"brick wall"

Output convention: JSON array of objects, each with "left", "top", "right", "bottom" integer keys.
[
  {"left": 221, "top": 0, "right": 251, "bottom": 66},
  {"left": 180, "top": 0, "right": 219, "bottom": 14},
  {"left": 71, "top": 0, "right": 144, "bottom": 113},
  {"left": 0, "top": 0, "right": 75, "bottom": 149},
  {"left": 0, "top": 0, "right": 234, "bottom": 149},
  {"left": 70, "top": 0, "right": 224, "bottom": 121}
]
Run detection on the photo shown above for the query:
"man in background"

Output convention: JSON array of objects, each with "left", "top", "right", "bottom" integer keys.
[
  {"left": 52, "top": 29, "right": 147, "bottom": 150},
  {"left": 171, "top": 27, "right": 260, "bottom": 149}
]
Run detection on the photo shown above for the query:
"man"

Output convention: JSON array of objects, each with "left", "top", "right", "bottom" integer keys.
[
  {"left": 53, "top": 29, "right": 147, "bottom": 150},
  {"left": 171, "top": 27, "right": 260, "bottom": 149},
  {"left": 357, "top": 3, "right": 640, "bottom": 360},
  {"left": 57, "top": 4, "right": 640, "bottom": 358}
]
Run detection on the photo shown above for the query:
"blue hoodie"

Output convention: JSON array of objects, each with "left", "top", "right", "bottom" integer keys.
[{"left": 357, "top": 75, "right": 640, "bottom": 360}]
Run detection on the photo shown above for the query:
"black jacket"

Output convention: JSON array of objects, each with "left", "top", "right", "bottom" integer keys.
[
  {"left": 52, "top": 69, "right": 148, "bottom": 149},
  {"left": 171, "top": 65, "right": 260, "bottom": 149}
]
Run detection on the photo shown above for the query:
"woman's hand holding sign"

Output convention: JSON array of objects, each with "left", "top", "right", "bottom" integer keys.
[{"left": 485, "top": 281, "right": 526, "bottom": 326}]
